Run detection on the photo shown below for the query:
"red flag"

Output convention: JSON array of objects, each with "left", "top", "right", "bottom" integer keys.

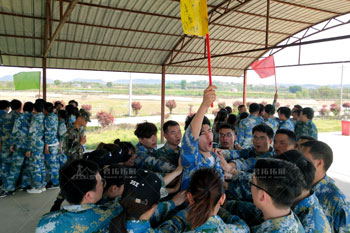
[{"left": 251, "top": 56, "right": 275, "bottom": 78}]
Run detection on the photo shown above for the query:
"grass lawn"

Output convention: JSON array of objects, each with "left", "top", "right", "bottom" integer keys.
[{"left": 85, "top": 118, "right": 342, "bottom": 150}]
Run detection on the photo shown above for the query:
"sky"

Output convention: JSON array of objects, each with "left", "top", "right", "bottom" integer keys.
[{"left": 0, "top": 16, "right": 350, "bottom": 86}]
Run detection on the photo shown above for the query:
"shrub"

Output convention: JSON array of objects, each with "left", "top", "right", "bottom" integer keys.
[
  {"left": 132, "top": 101, "right": 142, "bottom": 116},
  {"left": 330, "top": 103, "right": 341, "bottom": 117},
  {"left": 96, "top": 111, "right": 114, "bottom": 128},
  {"left": 319, "top": 105, "right": 329, "bottom": 118},
  {"left": 166, "top": 100, "right": 177, "bottom": 114},
  {"left": 342, "top": 102, "right": 350, "bottom": 108},
  {"left": 81, "top": 104, "right": 92, "bottom": 113}
]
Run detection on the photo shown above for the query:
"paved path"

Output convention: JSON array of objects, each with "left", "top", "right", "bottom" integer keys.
[{"left": 0, "top": 131, "right": 349, "bottom": 233}]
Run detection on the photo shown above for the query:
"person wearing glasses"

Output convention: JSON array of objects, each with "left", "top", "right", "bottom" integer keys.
[
  {"left": 218, "top": 123, "right": 236, "bottom": 150},
  {"left": 250, "top": 158, "right": 305, "bottom": 233},
  {"left": 36, "top": 159, "right": 122, "bottom": 233}
]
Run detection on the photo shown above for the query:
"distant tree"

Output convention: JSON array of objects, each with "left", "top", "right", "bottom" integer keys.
[
  {"left": 96, "top": 111, "right": 114, "bottom": 128},
  {"left": 289, "top": 85, "right": 302, "bottom": 93},
  {"left": 181, "top": 80, "right": 187, "bottom": 89},
  {"left": 54, "top": 80, "right": 61, "bottom": 85},
  {"left": 106, "top": 82, "right": 113, "bottom": 87},
  {"left": 166, "top": 100, "right": 177, "bottom": 114}
]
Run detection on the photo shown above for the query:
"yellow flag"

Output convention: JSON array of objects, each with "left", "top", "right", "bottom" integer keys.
[{"left": 180, "top": 0, "right": 208, "bottom": 36}]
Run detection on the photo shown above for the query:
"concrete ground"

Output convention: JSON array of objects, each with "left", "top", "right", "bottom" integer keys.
[{"left": 0, "top": 132, "right": 349, "bottom": 233}]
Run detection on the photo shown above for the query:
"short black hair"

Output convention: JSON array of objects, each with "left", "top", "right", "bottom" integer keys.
[
  {"left": 58, "top": 110, "right": 68, "bottom": 121},
  {"left": 227, "top": 114, "right": 237, "bottom": 125},
  {"left": 302, "top": 107, "right": 314, "bottom": 120},
  {"left": 225, "top": 106, "right": 232, "bottom": 114},
  {"left": 185, "top": 114, "right": 211, "bottom": 130},
  {"left": 275, "top": 129, "right": 296, "bottom": 146},
  {"left": 264, "top": 104, "right": 275, "bottom": 115},
  {"left": 249, "top": 103, "right": 260, "bottom": 114},
  {"left": 101, "top": 164, "right": 126, "bottom": 190},
  {"left": 293, "top": 105, "right": 303, "bottom": 111},
  {"left": 254, "top": 158, "right": 304, "bottom": 208},
  {"left": 68, "top": 100, "right": 78, "bottom": 107},
  {"left": 134, "top": 122, "right": 157, "bottom": 138},
  {"left": 0, "top": 100, "right": 10, "bottom": 110},
  {"left": 34, "top": 101, "right": 44, "bottom": 112},
  {"left": 292, "top": 110, "right": 301, "bottom": 117},
  {"left": 301, "top": 140, "right": 333, "bottom": 171},
  {"left": 163, "top": 120, "right": 179, "bottom": 134},
  {"left": 240, "top": 112, "right": 249, "bottom": 120},
  {"left": 10, "top": 99, "right": 22, "bottom": 111},
  {"left": 23, "top": 102, "right": 34, "bottom": 112},
  {"left": 238, "top": 105, "right": 246, "bottom": 110},
  {"left": 259, "top": 104, "right": 265, "bottom": 114},
  {"left": 59, "top": 159, "right": 100, "bottom": 204},
  {"left": 215, "top": 109, "right": 228, "bottom": 122},
  {"left": 278, "top": 150, "right": 315, "bottom": 190},
  {"left": 298, "top": 135, "right": 317, "bottom": 142},
  {"left": 44, "top": 102, "right": 54, "bottom": 113},
  {"left": 54, "top": 101, "right": 63, "bottom": 108},
  {"left": 278, "top": 107, "right": 291, "bottom": 119},
  {"left": 252, "top": 124, "right": 274, "bottom": 139},
  {"left": 218, "top": 123, "right": 234, "bottom": 132}
]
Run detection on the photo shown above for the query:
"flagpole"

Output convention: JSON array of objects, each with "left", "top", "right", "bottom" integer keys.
[
  {"left": 274, "top": 73, "right": 277, "bottom": 92},
  {"left": 206, "top": 33, "right": 213, "bottom": 107}
]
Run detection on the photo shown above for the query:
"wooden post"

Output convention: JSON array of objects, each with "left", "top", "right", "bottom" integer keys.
[
  {"left": 243, "top": 70, "right": 247, "bottom": 105},
  {"left": 43, "top": 57, "right": 47, "bottom": 100}
]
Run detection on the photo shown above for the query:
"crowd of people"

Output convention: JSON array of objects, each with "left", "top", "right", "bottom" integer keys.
[{"left": 0, "top": 85, "right": 349, "bottom": 233}]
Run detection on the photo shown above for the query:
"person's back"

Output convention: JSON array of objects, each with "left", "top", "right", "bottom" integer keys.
[
  {"left": 295, "top": 107, "right": 318, "bottom": 140},
  {"left": 277, "top": 107, "right": 295, "bottom": 131}
]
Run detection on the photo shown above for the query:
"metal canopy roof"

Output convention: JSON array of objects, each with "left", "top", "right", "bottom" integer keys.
[{"left": 0, "top": 0, "right": 350, "bottom": 77}]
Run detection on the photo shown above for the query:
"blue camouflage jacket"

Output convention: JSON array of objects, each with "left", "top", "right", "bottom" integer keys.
[
  {"left": 252, "top": 211, "right": 305, "bottom": 233},
  {"left": 67, "top": 115, "right": 76, "bottom": 128},
  {"left": 278, "top": 118, "right": 295, "bottom": 131},
  {"left": 57, "top": 119, "right": 67, "bottom": 143},
  {"left": 36, "top": 203, "right": 122, "bottom": 233},
  {"left": 264, "top": 117, "right": 279, "bottom": 133},
  {"left": 0, "top": 110, "right": 21, "bottom": 147},
  {"left": 312, "top": 175, "right": 350, "bottom": 233},
  {"left": 9, "top": 112, "right": 32, "bottom": 150},
  {"left": 44, "top": 112, "right": 59, "bottom": 145},
  {"left": 0, "top": 110, "right": 7, "bottom": 144},
  {"left": 222, "top": 147, "right": 274, "bottom": 172},
  {"left": 237, "top": 115, "right": 264, "bottom": 149},
  {"left": 180, "top": 127, "right": 224, "bottom": 190},
  {"left": 28, "top": 112, "right": 45, "bottom": 152},
  {"left": 292, "top": 191, "right": 331, "bottom": 233},
  {"left": 135, "top": 142, "right": 176, "bottom": 173},
  {"left": 295, "top": 120, "right": 318, "bottom": 141}
]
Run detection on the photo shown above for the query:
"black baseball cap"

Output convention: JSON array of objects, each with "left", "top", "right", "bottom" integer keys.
[{"left": 122, "top": 169, "right": 161, "bottom": 206}]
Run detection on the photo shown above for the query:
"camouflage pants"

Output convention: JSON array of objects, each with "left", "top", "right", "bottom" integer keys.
[
  {"left": 57, "top": 153, "right": 67, "bottom": 169},
  {"left": 44, "top": 145, "right": 60, "bottom": 185},
  {"left": 29, "top": 150, "right": 46, "bottom": 189},
  {"left": 5, "top": 148, "right": 31, "bottom": 191},
  {"left": 1, "top": 144, "right": 12, "bottom": 188}
]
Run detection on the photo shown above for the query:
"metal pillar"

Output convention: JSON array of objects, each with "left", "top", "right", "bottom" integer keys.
[
  {"left": 243, "top": 70, "right": 247, "bottom": 105},
  {"left": 161, "top": 65, "right": 166, "bottom": 143}
]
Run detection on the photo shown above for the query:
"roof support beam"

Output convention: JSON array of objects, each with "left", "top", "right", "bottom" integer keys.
[
  {"left": 43, "top": 0, "right": 51, "bottom": 100},
  {"left": 168, "top": 34, "right": 350, "bottom": 65},
  {"left": 44, "top": 0, "right": 78, "bottom": 57},
  {"left": 265, "top": 0, "right": 270, "bottom": 48},
  {"left": 272, "top": 0, "right": 341, "bottom": 15}
]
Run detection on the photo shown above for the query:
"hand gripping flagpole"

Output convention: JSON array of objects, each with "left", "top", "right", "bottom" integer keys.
[{"left": 206, "top": 33, "right": 213, "bottom": 107}]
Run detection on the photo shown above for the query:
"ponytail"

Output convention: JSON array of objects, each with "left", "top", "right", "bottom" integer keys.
[{"left": 109, "top": 209, "right": 128, "bottom": 233}]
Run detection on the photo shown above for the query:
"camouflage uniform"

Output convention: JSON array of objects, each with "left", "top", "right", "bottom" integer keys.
[
  {"left": 57, "top": 119, "right": 67, "bottom": 168},
  {"left": 28, "top": 112, "right": 46, "bottom": 189},
  {"left": 154, "top": 142, "right": 180, "bottom": 167},
  {"left": 278, "top": 118, "right": 295, "bottom": 131},
  {"left": 180, "top": 127, "right": 224, "bottom": 190},
  {"left": 63, "top": 126, "right": 84, "bottom": 161},
  {"left": 263, "top": 117, "right": 279, "bottom": 133},
  {"left": 4, "top": 112, "right": 32, "bottom": 191},
  {"left": 0, "top": 110, "right": 21, "bottom": 187},
  {"left": 36, "top": 203, "right": 123, "bottom": 233},
  {"left": 0, "top": 110, "right": 7, "bottom": 183},
  {"left": 251, "top": 211, "right": 305, "bottom": 233},
  {"left": 225, "top": 170, "right": 253, "bottom": 201},
  {"left": 236, "top": 115, "right": 264, "bottom": 149},
  {"left": 223, "top": 200, "right": 263, "bottom": 227},
  {"left": 44, "top": 112, "right": 60, "bottom": 186},
  {"left": 67, "top": 115, "right": 76, "bottom": 128},
  {"left": 312, "top": 175, "right": 350, "bottom": 233},
  {"left": 292, "top": 192, "right": 332, "bottom": 233},
  {"left": 135, "top": 142, "right": 176, "bottom": 173},
  {"left": 295, "top": 120, "right": 318, "bottom": 141},
  {"left": 222, "top": 147, "right": 275, "bottom": 172}
]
